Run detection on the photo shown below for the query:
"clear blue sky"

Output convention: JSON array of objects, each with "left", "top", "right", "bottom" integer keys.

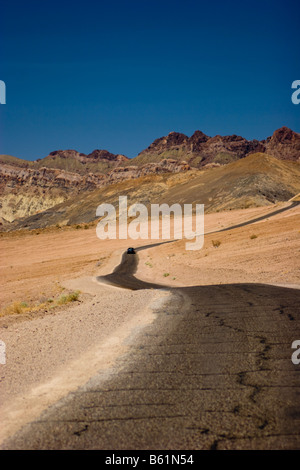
[{"left": 0, "top": 0, "right": 299, "bottom": 160}]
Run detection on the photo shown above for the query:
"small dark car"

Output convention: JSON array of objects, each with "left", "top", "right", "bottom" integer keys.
[{"left": 127, "top": 247, "right": 136, "bottom": 254}]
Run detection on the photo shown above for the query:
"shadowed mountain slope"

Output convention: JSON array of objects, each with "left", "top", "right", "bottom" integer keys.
[{"left": 5, "top": 153, "right": 300, "bottom": 231}]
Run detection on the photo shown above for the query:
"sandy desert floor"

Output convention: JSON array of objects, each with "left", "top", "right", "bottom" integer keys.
[
  {"left": 1, "top": 202, "right": 299, "bottom": 314},
  {"left": 136, "top": 202, "right": 300, "bottom": 289},
  {"left": 0, "top": 201, "right": 299, "bottom": 445}
]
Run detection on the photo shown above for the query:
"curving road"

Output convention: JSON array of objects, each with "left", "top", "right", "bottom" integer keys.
[{"left": 2, "top": 205, "right": 300, "bottom": 450}]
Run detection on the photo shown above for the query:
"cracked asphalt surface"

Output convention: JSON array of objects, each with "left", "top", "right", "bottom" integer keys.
[{"left": 2, "top": 245, "right": 300, "bottom": 450}]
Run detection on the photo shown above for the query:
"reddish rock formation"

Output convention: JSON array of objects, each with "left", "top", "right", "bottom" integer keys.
[
  {"left": 136, "top": 126, "right": 299, "bottom": 166},
  {"left": 265, "top": 126, "right": 300, "bottom": 161}
]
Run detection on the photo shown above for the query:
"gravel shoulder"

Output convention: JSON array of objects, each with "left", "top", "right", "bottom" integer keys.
[{"left": 0, "top": 270, "right": 168, "bottom": 444}]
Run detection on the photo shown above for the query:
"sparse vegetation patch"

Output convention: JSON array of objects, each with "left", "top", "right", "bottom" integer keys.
[{"left": 0, "top": 291, "right": 81, "bottom": 317}]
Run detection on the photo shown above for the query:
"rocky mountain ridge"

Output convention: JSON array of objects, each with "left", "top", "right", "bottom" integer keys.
[
  {"left": 0, "top": 126, "right": 299, "bottom": 224},
  {"left": 133, "top": 126, "right": 300, "bottom": 166}
]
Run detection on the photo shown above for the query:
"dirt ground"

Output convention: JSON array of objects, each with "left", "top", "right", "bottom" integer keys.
[
  {"left": 1, "top": 202, "right": 298, "bottom": 317},
  {"left": 0, "top": 201, "right": 299, "bottom": 446},
  {"left": 136, "top": 202, "right": 300, "bottom": 289}
]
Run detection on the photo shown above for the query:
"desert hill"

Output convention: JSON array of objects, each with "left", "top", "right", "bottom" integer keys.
[
  {"left": 6, "top": 153, "right": 300, "bottom": 231},
  {"left": 0, "top": 149, "right": 129, "bottom": 174},
  {"left": 1, "top": 126, "right": 299, "bottom": 225},
  {"left": 0, "top": 158, "right": 189, "bottom": 222},
  {"left": 35, "top": 149, "right": 129, "bottom": 174}
]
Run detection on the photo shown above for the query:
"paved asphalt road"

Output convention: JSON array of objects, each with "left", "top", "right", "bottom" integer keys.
[{"left": 2, "top": 244, "right": 300, "bottom": 450}]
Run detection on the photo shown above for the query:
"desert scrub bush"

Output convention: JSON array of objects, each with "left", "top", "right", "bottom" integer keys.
[
  {"left": 145, "top": 261, "right": 153, "bottom": 268},
  {"left": 0, "top": 301, "right": 29, "bottom": 316},
  {"left": 163, "top": 273, "right": 170, "bottom": 277},
  {"left": 67, "top": 291, "right": 80, "bottom": 302},
  {"left": 0, "top": 292, "right": 80, "bottom": 317},
  {"left": 250, "top": 234, "right": 258, "bottom": 239},
  {"left": 57, "top": 291, "right": 80, "bottom": 305},
  {"left": 212, "top": 240, "right": 221, "bottom": 248}
]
